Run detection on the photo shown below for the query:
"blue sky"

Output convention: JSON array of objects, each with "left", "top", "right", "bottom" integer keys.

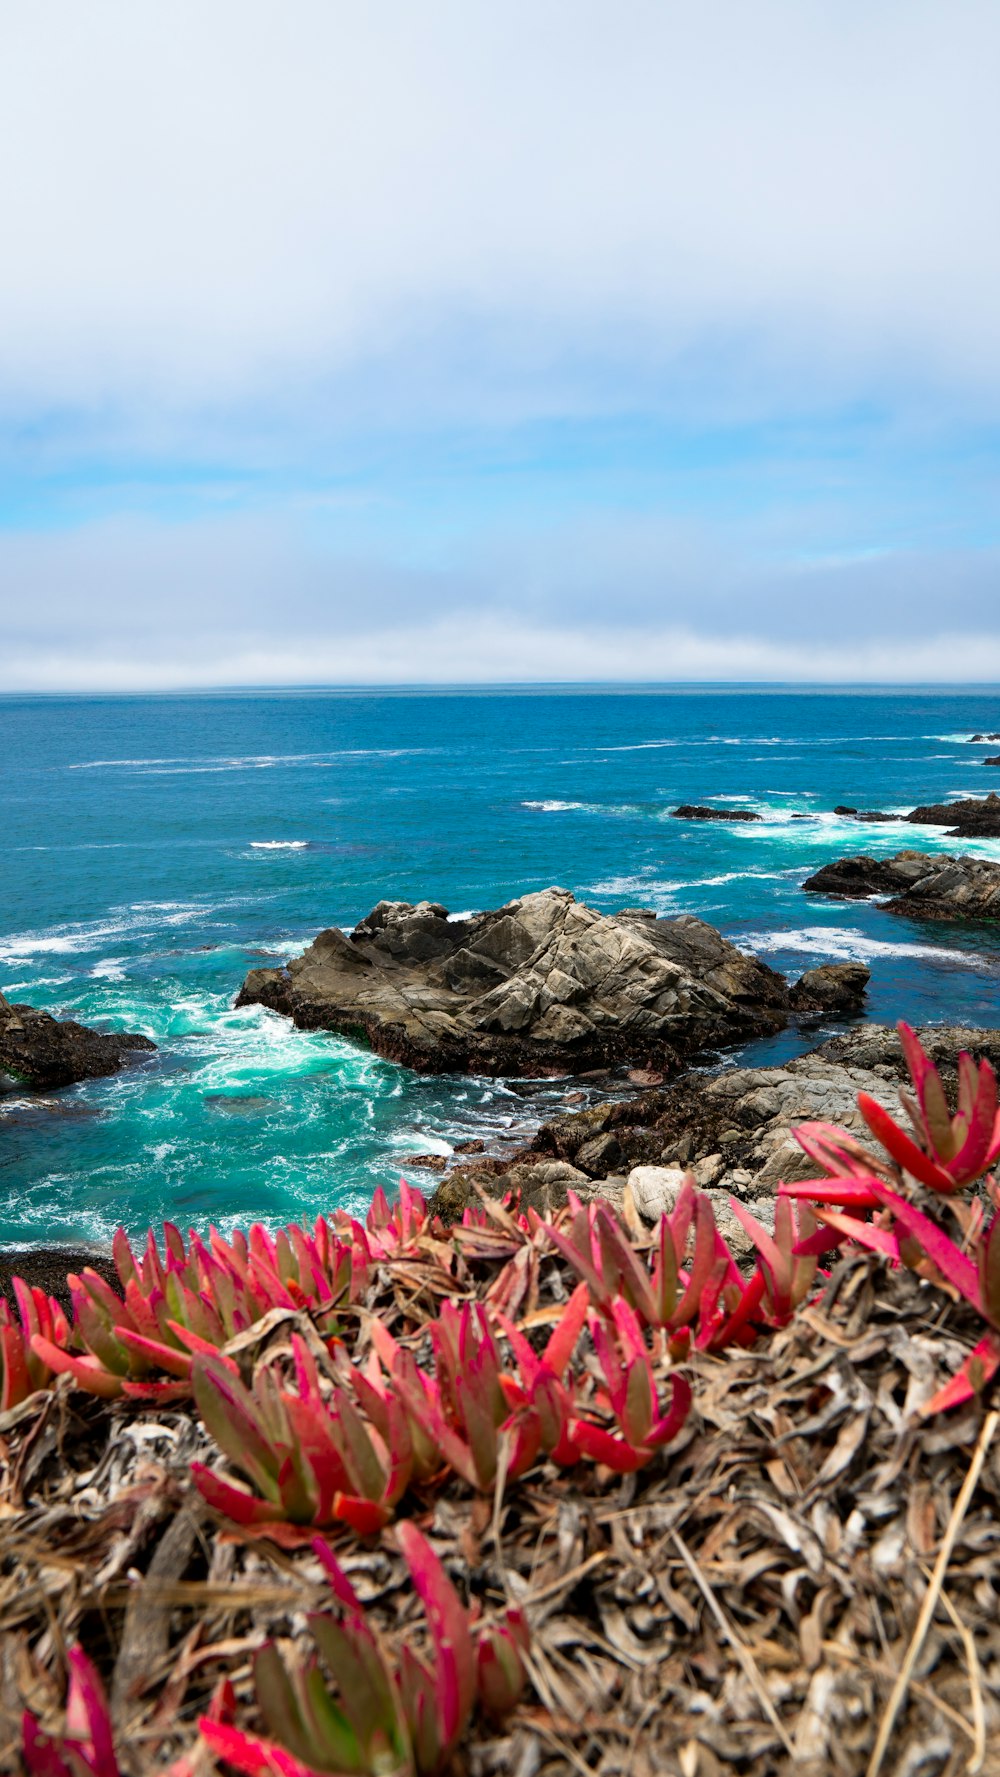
[{"left": 2, "top": 2, "right": 999, "bottom": 686}]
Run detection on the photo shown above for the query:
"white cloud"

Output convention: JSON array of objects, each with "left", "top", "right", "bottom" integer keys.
[
  {"left": 0, "top": 2, "right": 999, "bottom": 411},
  {"left": 7, "top": 615, "right": 1000, "bottom": 692}
]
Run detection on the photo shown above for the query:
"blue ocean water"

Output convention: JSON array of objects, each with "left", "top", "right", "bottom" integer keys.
[{"left": 2, "top": 686, "right": 1000, "bottom": 1251}]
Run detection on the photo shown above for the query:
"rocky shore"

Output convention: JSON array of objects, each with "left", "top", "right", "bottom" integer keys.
[
  {"left": 427, "top": 1023, "right": 1000, "bottom": 1243},
  {"left": 0, "top": 991, "right": 155, "bottom": 1090},
  {"left": 237, "top": 888, "right": 868, "bottom": 1077},
  {"left": 803, "top": 848, "right": 1000, "bottom": 922},
  {"left": 834, "top": 790, "right": 1000, "bottom": 837}
]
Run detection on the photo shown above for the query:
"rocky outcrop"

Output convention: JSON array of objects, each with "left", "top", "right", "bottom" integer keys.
[
  {"left": 803, "top": 850, "right": 1000, "bottom": 924},
  {"left": 237, "top": 888, "right": 845, "bottom": 1078},
  {"left": 984, "top": 756, "right": 1000, "bottom": 767},
  {"left": 832, "top": 795, "right": 1000, "bottom": 837},
  {"left": 787, "top": 962, "right": 870, "bottom": 1011},
  {"left": 671, "top": 805, "right": 762, "bottom": 822},
  {"left": 969, "top": 732, "right": 1000, "bottom": 742},
  {"left": 428, "top": 1023, "right": 1000, "bottom": 1230},
  {"left": 0, "top": 991, "right": 155, "bottom": 1090},
  {"left": 905, "top": 793, "right": 1000, "bottom": 837}
]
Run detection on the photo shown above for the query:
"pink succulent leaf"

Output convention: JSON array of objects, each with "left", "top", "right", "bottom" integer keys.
[
  {"left": 864, "top": 1181, "right": 982, "bottom": 1305},
  {"left": 190, "top": 1463, "right": 282, "bottom": 1526},
  {"left": 198, "top": 1719, "right": 326, "bottom": 1777},
  {"left": 644, "top": 1371, "right": 693, "bottom": 1448},
  {"left": 778, "top": 1177, "right": 883, "bottom": 1208},
  {"left": 396, "top": 1519, "right": 476, "bottom": 1737},
  {"left": 918, "top": 1330, "right": 1000, "bottom": 1417},
  {"left": 857, "top": 1094, "right": 957, "bottom": 1193},
  {"left": 30, "top": 1338, "right": 124, "bottom": 1399},
  {"left": 808, "top": 1209, "right": 903, "bottom": 1261}
]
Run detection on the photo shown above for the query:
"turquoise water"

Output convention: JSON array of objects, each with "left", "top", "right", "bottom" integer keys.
[{"left": 2, "top": 686, "right": 1000, "bottom": 1250}]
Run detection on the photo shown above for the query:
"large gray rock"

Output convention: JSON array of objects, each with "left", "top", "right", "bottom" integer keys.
[
  {"left": 804, "top": 849, "right": 1000, "bottom": 924},
  {"left": 237, "top": 888, "right": 803, "bottom": 1077},
  {"left": 0, "top": 991, "right": 155, "bottom": 1090}
]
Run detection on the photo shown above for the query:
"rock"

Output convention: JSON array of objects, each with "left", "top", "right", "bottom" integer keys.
[
  {"left": 671, "top": 805, "right": 762, "bottom": 822},
  {"left": 984, "top": 756, "right": 1000, "bottom": 767},
  {"left": 803, "top": 850, "right": 1000, "bottom": 924},
  {"left": 453, "top": 1138, "right": 486, "bottom": 1153},
  {"left": 575, "top": 1130, "right": 625, "bottom": 1176},
  {"left": 905, "top": 793, "right": 1000, "bottom": 838},
  {"left": 0, "top": 991, "right": 155, "bottom": 1091},
  {"left": 969, "top": 732, "right": 1000, "bottom": 742},
  {"left": 237, "top": 888, "right": 794, "bottom": 1077},
  {"left": 626, "top": 1164, "right": 687, "bottom": 1222},
  {"left": 399, "top": 1152, "right": 449, "bottom": 1171},
  {"left": 788, "top": 962, "right": 870, "bottom": 1012},
  {"left": 833, "top": 796, "right": 1000, "bottom": 836},
  {"left": 429, "top": 1023, "right": 1000, "bottom": 1228}
]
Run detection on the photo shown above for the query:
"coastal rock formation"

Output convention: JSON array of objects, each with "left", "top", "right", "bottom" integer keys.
[
  {"left": 671, "top": 804, "right": 762, "bottom": 822},
  {"left": 803, "top": 849, "right": 1000, "bottom": 923},
  {"left": 985, "top": 756, "right": 1000, "bottom": 767},
  {"left": 905, "top": 792, "right": 1000, "bottom": 837},
  {"left": 0, "top": 991, "right": 155, "bottom": 1090},
  {"left": 969, "top": 732, "right": 1000, "bottom": 742},
  {"left": 832, "top": 794, "right": 1000, "bottom": 837},
  {"left": 428, "top": 1023, "right": 1000, "bottom": 1224},
  {"left": 787, "top": 961, "right": 870, "bottom": 1011},
  {"left": 237, "top": 887, "right": 833, "bottom": 1077}
]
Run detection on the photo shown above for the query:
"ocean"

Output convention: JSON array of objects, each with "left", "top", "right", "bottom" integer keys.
[{"left": 2, "top": 686, "right": 1000, "bottom": 1252}]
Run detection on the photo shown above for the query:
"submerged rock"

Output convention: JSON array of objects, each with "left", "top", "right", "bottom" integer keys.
[
  {"left": 803, "top": 849, "right": 1000, "bottom": 923},
  {"left": 237, "top": 888, "right": 842, "bottom": 1078},
  {"left": 428, "top": 1023, "right": 1000, "bottom": 1223},
  {"left": 671, "top": 804, "right": 762, "bottom": 822},
  {"left": 0, "top": 991, "right": 155, "bottom": 1091}
]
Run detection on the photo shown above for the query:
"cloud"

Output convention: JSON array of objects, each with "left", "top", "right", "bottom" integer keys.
[
  {"left": 2, "top": 4, "right": 1000, "bottom": 688},
  {"left": 1, "top": 2, "right": 999, "bottom": 415}
]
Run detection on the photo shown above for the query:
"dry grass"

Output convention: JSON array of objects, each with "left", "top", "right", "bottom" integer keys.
[{"left": 2, "top": 1231, "right": 999, "bottom": 1776}]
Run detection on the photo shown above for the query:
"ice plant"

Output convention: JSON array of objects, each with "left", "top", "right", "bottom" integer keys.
[
  {"left": 22, "top": 1646, "right": 119, "bottom": 1777},
  {"left": 783, "top": 1022, "right": 1000, "bottom": 1413},
  {"left": 334, "top": 1179, "right": 431, "bottom": 1263},
  {"left": 857, "top": 1022, "right": 1000, "bottom": 1195},
  {"left": 0, "top": 1279, "right": 67, "bottom": 1410},
  {"left": 575, "top": 1298, "right": 692, "bottom": 1471},
  {"left": 30, "top": 1217, "right": 365, "bottom": 1401},
  {"left": 198, "top": 1521, "right": 527, "bottom": 1777},
  {"left": 191, "top": 1333, "right": 412, "bottom": 1539},
  {"left": 545, "top": 1186, "right": 779, "bottom": 1352}
]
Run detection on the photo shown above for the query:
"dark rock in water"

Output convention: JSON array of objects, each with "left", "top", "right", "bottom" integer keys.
[
  {"left": 905, "top": 793, "right": 1000, "bottom": 837},
  {"left": 969, "top": 732, "right": 1000, "bottom": 742},
  {"left": 0, "top": 991, "right": 155, "bottom": 1091},
  {"left": 788, "top": 962, "right": 870, "bottom": 1012},
  {"left": 428, "top": 1022, "right": 1000, "bottom": 1226},
  {"left": 833, "top": 805, "right": 903, "bottom": 823},
  {"left": 804, "top": 850, "right": 1000, "bottom": 924},
  {"left": 984, "top": 756, "right": 1000, "bottom": 767},
  {"left": 671, "top": 804, "right": 762, "bottom": 822},
  {"left": 0, "top": 1245, "right": 118, "bottom": 1312},
  {"left": 237, "top": 887, "right": 807, "bottom": 1078},
  {"left": 398, "top": 1152, "right": 449, "bottom": 1171}
]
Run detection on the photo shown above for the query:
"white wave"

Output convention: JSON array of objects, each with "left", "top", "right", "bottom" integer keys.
[
  {"left": 742, "top": 925, "right": 992, "bottom": 970},
  {"left": 249, "top": 840, "right": 310, "bottom": 850},
  {"left": 90, "top": 958, "right": 127, "bottom": 981},
  {"left": 522, "top": 800, "right": 584, "bottom": 812}
]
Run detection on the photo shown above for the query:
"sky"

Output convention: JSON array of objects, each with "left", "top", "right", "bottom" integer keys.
[{"left": 1, "top": 2, "right": 1000, "bottom": 689}]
